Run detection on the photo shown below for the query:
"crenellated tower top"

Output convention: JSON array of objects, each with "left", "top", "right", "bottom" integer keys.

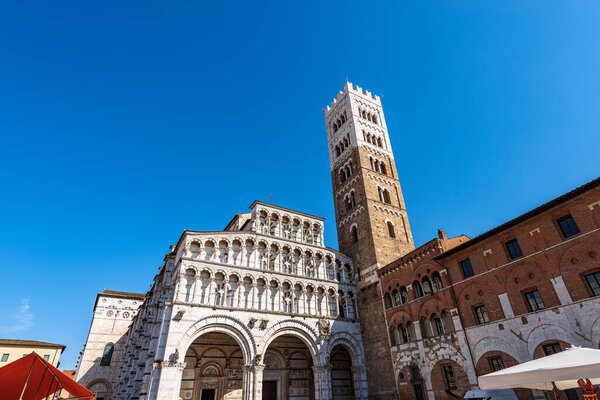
[{"left": 324, "top": 82, "right": 394, "bottom": 171}]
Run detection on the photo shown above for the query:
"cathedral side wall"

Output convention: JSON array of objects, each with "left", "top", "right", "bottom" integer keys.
[{"left": 75, "top": 294, "right": 143, "bottom": 394}]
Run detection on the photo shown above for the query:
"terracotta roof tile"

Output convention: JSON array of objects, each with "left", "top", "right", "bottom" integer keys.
[
  {"left": 0, "top": 339, "right": 65, "bottom": 349},
  {"left": 101, "top": 290, "right": 145, "bottom": 300}
]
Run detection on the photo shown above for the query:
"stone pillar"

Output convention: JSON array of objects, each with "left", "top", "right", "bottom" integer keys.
[
  {"left": 242, "top": 364, "right": 255, "bottom": 400},
  {"left": 550, "top": 276, "right": 573, "bottom": 305},
  {"left": 301, "top": 290, "right": 307, "bottom": 314},
  {"left": 254, "top": 364, "right": 265, "bottom": 400},
  {"left": 282, "top": 368, "right": 290, "bottom": 400},
  {"left": 312, "top": 365, "right": 331, "bottom": 400},
  {"left": 152, "top": 361, "right": 187, "bottom": 400},
  {"left": 250, "top": 284, "right": 257, "bottom": 310},
  {"left": 351, "top": 365, "right": 367, "bottom": 400}
]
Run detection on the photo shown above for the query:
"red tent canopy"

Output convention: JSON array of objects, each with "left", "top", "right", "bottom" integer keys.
[{"left": 0, "top": 353, "right": 95, "bottom": 400}]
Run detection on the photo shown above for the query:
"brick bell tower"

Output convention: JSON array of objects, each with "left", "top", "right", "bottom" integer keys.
[{"left": 325, "top": 82, "right": 415, "bottom": 399}]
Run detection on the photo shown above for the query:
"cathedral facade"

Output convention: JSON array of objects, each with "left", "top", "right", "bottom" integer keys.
[{"left": 75, "top": 202, "right": 368, "bottom": 400}]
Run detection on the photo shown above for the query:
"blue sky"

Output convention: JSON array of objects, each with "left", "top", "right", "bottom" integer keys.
[{"left": 0, "top": 1, "right": 598, "bottom": 370}]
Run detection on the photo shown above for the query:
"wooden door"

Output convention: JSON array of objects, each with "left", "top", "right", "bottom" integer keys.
[{"left": 262, "top": 381, "right": 277, "bottom": 400}]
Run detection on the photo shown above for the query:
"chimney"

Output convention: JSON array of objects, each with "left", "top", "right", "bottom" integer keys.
[{"left": 437, "top": 229, "right": 447, "bottom": 241}]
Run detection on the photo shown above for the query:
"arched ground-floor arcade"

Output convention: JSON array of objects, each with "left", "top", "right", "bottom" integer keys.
[{"left": 160, "top": 317, "right": 367, "bottom": 400}]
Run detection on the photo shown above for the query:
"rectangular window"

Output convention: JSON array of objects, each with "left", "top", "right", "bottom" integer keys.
[
  {"left": 43, "top": 355, "right": 50, "bottom": 361},
  {"left": 585, "top": 272, "right": 600, "bottom": 296},
  {"left": 557, "top": 215, "right": 580, "bottom": 238},
  {"left": 474, "top": 305, "right": 489, "bottom": 325},
  {"left": 542, "top": 342, "right": 562, "bottom": 356},
  {"left": 489, "top": 356, "right": 505, "bottom": 371},
  {"left": 460, "top": 258, "right": 474, "bottom": 278},
  {"left": 442, "top": 365, "right": 457, "bottom": 390},
  {"left": 1, "top": 354, "right": 8, "bottom": 362},
  {"left": 505, "top": 239, "right": 523, "bottom": 259},
  {"left": 524, "top": 289, "right": 545, "bottom": 311}
]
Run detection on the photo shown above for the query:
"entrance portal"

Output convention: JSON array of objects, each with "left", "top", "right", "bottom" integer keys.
[
  {"left": 330, "top": 345, "right": 353, "bottom": 400},
  {"left": 201, "top": 389, "right": 216, "bottom": 400},
  {"left": 262, "top": 381, "right": 277, "bottom": 400},
  {"left": 178, "top": 332, "right": 245, "bottom": 400},
  {"left": 263, "top": 334, "right": 314, "bottom": 400}
]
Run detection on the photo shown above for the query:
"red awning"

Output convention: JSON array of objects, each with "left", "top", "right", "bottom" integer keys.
[{"left": 0, "top": 353, "right": 95, "bottom": 400}]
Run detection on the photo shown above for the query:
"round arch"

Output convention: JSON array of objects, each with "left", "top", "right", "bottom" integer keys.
[
  {"left": 258, "top": 319, "right": 321, "bottom": 365},
  {"left": 526, "top": 324, "right": 578, "bottom": 357},
  {"left": 176, "top": 315, "right": 256, "bottom": 365},
  {"left": 327, "top": 331, "right": 365, "bottom": 366}
]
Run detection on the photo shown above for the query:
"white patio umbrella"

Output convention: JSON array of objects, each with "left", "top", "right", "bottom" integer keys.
[{"left": 478, "top": 347, "right": 600, "bottom": 391}]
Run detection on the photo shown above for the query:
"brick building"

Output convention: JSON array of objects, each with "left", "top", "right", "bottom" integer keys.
[{"left": 379, "top": 177, "right": 600, "bottom": 400}]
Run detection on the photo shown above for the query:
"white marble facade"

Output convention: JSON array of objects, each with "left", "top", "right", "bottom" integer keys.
[{"left": 75, "top": 201, "right": 368, "bottom": 400}]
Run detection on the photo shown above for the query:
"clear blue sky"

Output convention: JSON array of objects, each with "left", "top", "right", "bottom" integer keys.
[{"left": 0, "top": 1, "right": 598, "bottom": 370}]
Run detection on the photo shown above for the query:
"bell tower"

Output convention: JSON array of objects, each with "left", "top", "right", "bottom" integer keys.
[{"left": 325, "top": 82, "right": 415, "bottom": 398}]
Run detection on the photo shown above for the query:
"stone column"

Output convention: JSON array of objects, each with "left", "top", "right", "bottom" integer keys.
[
  {"left": 250, "top": 284, "right": 257, "bottom": 310},
  {"left": 254, "top": 364, "right": 265, "bottom": 400},
  {"left": 301, "top": 290, "right": 307, "bottom": 314},
  {"left": 242, "top": 364, "right": 255, "bottom": 400}
]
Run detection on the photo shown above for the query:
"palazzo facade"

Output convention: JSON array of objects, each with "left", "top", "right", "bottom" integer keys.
[{"left": 75, "top": 202, "right": 368, "bottom": 400}]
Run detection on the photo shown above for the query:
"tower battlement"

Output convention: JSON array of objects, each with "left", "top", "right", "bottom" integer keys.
[{"left": 325, "top": 81, "right": 382, "bottom": 113}]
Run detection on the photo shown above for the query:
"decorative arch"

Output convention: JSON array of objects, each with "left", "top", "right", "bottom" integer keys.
[
  {"left": 87, "top": 379, "right": 112, "bottom": 398},
  {"left": 327, "top": 331, "right": 365, "bottom": 366},
  {"left": 176, "top": 315, "right": 256, "bottom": 365},
  {"left": 590, "top": 315, "right": 600, "bottom": 347},
  {"left": 258, "top": 319, "right": 321, "bottom": 365},
  {"left": 472, "top": 336, "right": 523, "bottom": 365},
  {"left": 526, "top": 324, "right": 578, "bottom": 357}
]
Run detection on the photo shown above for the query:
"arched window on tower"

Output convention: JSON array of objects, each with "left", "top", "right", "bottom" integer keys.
[
  {"left": 100, "top": 343, "right": 114, "bottom": 366},
  {"left": 350, "top": 225, "right": 358, "bottom": 244},
  {"left": 387, "top": 221, "right": 396, "bottom": 238},
  {"left": 345, "top": 192, "right": 355, "bottom": 212},
  {"left": 380, "top": 162, "right": 387, "bottom": 175},
  {"left": 383, "top": 189, "right": 391, "bottom": 204}
]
